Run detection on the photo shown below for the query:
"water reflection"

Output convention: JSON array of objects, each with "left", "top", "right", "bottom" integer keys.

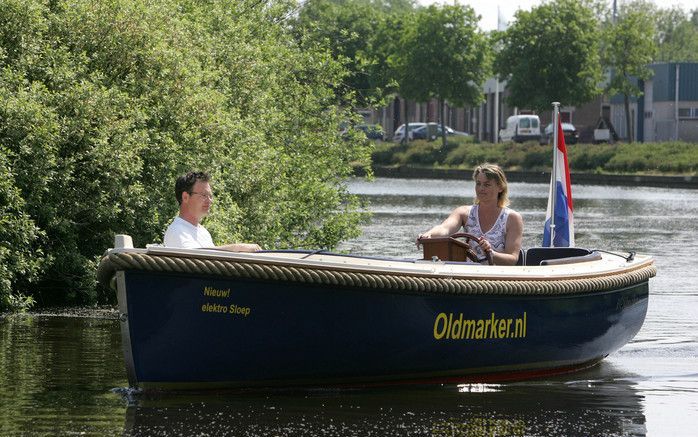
[
  {"left": 0, "top": 315, "right": 126, "bottom": 435},
  {"left": 122, "top": 363, "right": 645, "bottom": 436}
]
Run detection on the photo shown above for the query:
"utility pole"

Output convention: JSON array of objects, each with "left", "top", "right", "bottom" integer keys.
[
  {"left": 613, "top": 0, "right": 617, "bottom": 23},
  {"left": 494, "top": 77, "right": 499, "bottom": 144}
]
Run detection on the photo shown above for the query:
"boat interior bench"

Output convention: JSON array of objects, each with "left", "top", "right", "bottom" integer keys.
[{"left": 524, "top": 247, "right": 596, "bottom": 266}]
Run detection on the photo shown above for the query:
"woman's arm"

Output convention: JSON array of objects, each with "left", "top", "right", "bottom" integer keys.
[{"left": 417, "top": 206, "right": 470, "bottom": 244}]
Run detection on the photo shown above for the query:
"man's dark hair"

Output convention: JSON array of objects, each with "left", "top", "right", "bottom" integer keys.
[{"left": 175, "top": 171, "right": 210, "bottom": 205}]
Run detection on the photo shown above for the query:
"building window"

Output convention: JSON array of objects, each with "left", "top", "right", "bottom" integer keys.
[{"left": 678, "top": 108, "right": 698, "bottom": 119}]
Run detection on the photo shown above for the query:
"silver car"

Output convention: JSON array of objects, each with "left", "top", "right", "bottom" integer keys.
[{"left": 392, "top": 122, "right": 427, "bottom": 142}]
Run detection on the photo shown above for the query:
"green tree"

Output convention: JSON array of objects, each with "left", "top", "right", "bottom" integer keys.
[
  {"left": 295, "top": 0, "right": 415, "bottom": 106},
  {"left": 0, "top": 0, "right": 371, "bottom": 309},
  {"left": 494, "top": 0, "right": 602, "bottom": 114},
  {"left": 392, "top": 4, "right": 489, "bottom": 146},
  {"left": 654, "top": 6, "right": 698, "bottom": 62},
  {"left": 601, "top": 3, "right": 657, "bottom": 142},
  {"left": 360, "top": 6, "right": 413, "bottom": 105},
  {"left": 0, "top": 150, "right": 43, "bottom": 311}
]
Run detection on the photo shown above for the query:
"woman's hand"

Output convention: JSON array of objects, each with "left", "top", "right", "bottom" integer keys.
[
  {"left": 416, "top": 232, "right": 432, "bottom": 247},
  {"left": 478, "top": 236, "right": 493, "bottom": 255}
]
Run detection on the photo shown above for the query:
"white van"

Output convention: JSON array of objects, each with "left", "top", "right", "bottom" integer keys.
[{"left": 498, "top": 115, "right": 541, "bottom": 143}]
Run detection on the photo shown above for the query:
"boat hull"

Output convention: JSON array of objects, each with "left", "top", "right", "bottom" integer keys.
[{"left": 116, "top": 266, "right": 649, "bottom": 389}]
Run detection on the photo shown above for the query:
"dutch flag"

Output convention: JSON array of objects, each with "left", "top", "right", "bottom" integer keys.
[{"left": 543, "top": 120, "right": 574, "bottom": 247}]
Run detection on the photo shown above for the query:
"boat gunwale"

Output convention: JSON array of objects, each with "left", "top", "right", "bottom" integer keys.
[
  {"left": 132, "top": 246, "right": 655, "bottom": 282},
  {"left": 97, "top": 247, "right": 656, "bottom": 299}
]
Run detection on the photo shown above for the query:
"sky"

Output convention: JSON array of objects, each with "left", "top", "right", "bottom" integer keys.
[{"left": 418, "top": 0, "right": 697, "bottom": 31}]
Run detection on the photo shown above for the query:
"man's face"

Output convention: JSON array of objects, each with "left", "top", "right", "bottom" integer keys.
[{"left": 183, "top": 180, "right": 213, "bottom": 222}]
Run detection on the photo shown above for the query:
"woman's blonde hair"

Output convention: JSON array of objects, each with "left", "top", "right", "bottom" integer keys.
[{"left": 473, "top": 163, "right": 510, "bottom": 207}]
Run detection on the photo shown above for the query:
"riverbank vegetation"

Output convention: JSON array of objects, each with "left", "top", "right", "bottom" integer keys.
[
  {"left": 372, "top": 137, "right": 698, "bottom": 175},
  {"left": 0, "top": 0, "right": 372, "bottom": 311}
]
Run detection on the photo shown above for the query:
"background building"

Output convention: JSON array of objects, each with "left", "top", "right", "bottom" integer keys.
[
  {"left": 638, "top": 62, "right": 698, "bottom": 142},
  {"left": 365, "top": 62, "right": 698, "bottom": 143}
]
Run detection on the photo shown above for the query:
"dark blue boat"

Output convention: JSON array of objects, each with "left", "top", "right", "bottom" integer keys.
[{"left": 97, "top": 235, "right": 655, "bottom": 390}]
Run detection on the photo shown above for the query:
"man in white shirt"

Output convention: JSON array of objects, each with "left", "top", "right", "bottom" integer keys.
[{"left": 164, "top": 172, "right": 261, "bottom": 252}]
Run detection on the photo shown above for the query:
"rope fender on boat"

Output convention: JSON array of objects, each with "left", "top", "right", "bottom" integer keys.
[{"left": 97, "top": 252, "right": 657, "bottom": 296}]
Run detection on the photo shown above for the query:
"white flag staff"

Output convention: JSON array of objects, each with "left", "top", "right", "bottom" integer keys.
[{"left": 549, "top": 102, "right": 560, "bottom": 247}]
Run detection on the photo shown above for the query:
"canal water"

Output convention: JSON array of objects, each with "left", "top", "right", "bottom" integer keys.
[{"left": 1, "top": 178, "right": 697, "bottom": 436}]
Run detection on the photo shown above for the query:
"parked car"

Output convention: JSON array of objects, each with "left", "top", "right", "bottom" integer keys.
[
  {"left": 499, "top": 115, "right": 541, "bottom": 143},
  {"left": 411, "top": 123, "right": 469, "bottom": 140},
  {"left": 542, "top": 123, "right": 579, "bottom": 145},
  {"left": 356, "top": 123, "right": 385, "bottom": 140},
  {"left": 392, "top": 122, "right": 427, "bottom": 142},
  {"left": 340, "top": 123, "right": 385, "bottom": 141}
]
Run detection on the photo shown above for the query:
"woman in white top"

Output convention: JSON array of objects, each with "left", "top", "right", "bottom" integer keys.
[{"left": 417, "top": 163, "right": 523, "bottom": 266}]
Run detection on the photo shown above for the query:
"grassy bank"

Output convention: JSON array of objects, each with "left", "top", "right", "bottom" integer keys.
[{"left": 371, "top": 137, "right": 697, "bottom": 175}]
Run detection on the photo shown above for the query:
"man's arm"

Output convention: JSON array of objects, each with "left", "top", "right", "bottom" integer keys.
[{"left": 216, "top": 243, "right": 262, "bottom": 252}]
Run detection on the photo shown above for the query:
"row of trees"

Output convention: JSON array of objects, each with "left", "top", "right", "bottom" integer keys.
[
  {"left": 0, "top": 0, "right": 373, "bottom": 310},
  {"left": 297, "top": 0, "right": 698, "bottom": 143}
]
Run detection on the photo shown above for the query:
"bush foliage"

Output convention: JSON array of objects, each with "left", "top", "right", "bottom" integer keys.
[
  {"left": 0, "top": 0, "right": 372, "bottom": 309},
  {"left": 372, "top": 139, "right": 697, "bottom": 175}
]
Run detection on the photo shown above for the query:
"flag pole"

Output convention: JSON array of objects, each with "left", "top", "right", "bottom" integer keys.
[{"left": 550, "top": 102, "right": 560, "bottom": 247}]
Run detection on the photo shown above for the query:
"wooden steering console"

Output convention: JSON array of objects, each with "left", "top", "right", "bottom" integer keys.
[{"left": 417, "top": 232, "right": 494, "bottom": 265}]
